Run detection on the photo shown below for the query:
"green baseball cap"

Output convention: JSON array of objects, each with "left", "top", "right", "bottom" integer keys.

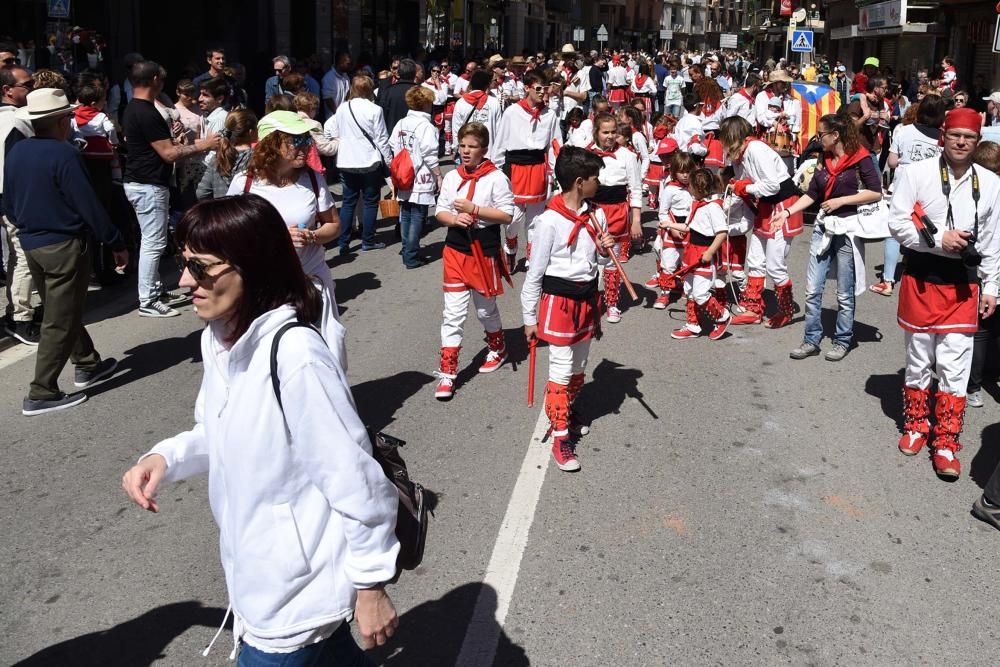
[
  {"left": 257, "top": 110, "right": 312, "bottom": 140},
  {"left": 863, "top": 56, "right": 880, "bottom": 68}
]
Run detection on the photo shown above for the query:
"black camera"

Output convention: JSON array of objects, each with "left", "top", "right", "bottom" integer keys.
[{"left": 961, "top": 237, "right": 982, "bottom": 267}]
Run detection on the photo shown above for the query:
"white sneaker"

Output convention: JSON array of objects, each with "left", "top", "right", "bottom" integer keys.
[
  {"left": 968, "top": 391, "right": 984, "bottom": 408},
  {"left": 138, "top": 300, "right": 180, "bottom": 318},
  {"left": 606, "top": 307, "right": 622, "bottom": 323}
]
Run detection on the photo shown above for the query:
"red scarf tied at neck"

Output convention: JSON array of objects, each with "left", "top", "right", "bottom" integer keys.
[
  {"left": 548, "top": 194, "right": 599, "bottom": 247},
  {"left": 463, "top": 90, "right": 489, "bottom": 110},
  {"left": 822, "top": 147, "right": 871, "bottom": 200},
  {"left": 518, "top": 98, "right": 543, "bottom": 125},
  {"left": 587, "top": 142, "right": 618, "bottom": 159},
  {"left": 456, "top": 159, "right": 498, "bottom": 202},
  {"left": 635, "top": 74, "right": 648, "bottom": 88}
]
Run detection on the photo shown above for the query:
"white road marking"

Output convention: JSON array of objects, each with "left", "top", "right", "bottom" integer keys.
[
  {"left": 0, "top": 343, "right": 36, "bottom": 372},
  {"left": 456, "top": 408, "right": 551, "bottom": 667}
]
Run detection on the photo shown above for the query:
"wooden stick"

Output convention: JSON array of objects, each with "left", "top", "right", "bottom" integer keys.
[
  {"left": 527, "top": 338, "right": 537, "bottom": 407},
  {"left": 588, "top": 213, "right": 639, "bottom": 302}
]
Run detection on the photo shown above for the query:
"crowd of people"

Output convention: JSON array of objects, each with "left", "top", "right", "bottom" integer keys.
[{"left": 4, "top": 34, "right": 1000, "bottom": 664}]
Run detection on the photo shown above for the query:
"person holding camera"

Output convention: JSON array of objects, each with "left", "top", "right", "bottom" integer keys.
[{"left": 888, "top": 108, "right": 1000, "bottom": 480}]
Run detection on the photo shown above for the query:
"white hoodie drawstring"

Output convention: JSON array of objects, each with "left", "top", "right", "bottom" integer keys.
[{"left": 202, "top": 604, "right": 238, "bottom": 659}]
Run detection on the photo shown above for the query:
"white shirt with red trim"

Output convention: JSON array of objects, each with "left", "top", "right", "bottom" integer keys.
[
  {"left": 421, "top": 80, "right": 449, "bottom": 106},
  {"left": 630, "top": 75, "right": 657, "bottom": 96},
  {"left": 607, "top": 65, "right": 629, "bottom": 87},
  {"left": 592, "top": 144, "right": 643, "bottom": 209},
  {"left": 493, "top": 102, "right": 563, "bottom": 171},
  {"left": 436, "top": 166, "right": 516, "bottom": 229},
  {"left": 658, "top": 182, "right": 693, "bottom": 219},
  {"left": 733, "top": 140, "right": 789, "bottom": 200},
  {"left": 451, "top": 93, "right": 504, "bottom": 162},
  {"left": 452, "top": 75, "right": 471, "bottom": 96},
  {"left": 725, "top": 88, "right": 757, "bottom": 126},
  {"left": 687, "top": 198, "right": 727, "bottom": 237}
]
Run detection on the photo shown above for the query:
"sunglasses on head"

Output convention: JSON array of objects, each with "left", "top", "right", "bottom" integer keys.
[{"left": 177, "top": 255, "right": 229, "bottom": 282}]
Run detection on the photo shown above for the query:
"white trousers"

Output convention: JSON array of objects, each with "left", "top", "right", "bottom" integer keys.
[
  {"left": 441, "top": 290, "right": 502, "bottom": 347},
  {"left": 683, "top": 272, "right": 715, "bottom": 306},
  {"left": 548, "top": 340, "right": 591, "bottom": 384},
  {"left": 904, "top": 331, "right": 974, "bottom": 396},
  {"left": 746, "top": 229, "right": 791, "bottom": 286},
  {"left": 506, "top": 201, "right": 547, "bottom": 244},
  {"left": 658, "top": 246, "right": 682, "bottom": 276}
]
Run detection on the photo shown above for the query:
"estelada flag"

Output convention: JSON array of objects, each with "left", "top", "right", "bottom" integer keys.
[{"left": 791, "top": 82, "right": 841, "bottom": 155}]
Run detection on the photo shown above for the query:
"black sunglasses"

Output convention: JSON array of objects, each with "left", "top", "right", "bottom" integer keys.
[
  {"left": 176, "top": 255, "right": 229, "bottom": 282},
  {"left": 1, "top": 57, "right": 20, "bottom": 65}
]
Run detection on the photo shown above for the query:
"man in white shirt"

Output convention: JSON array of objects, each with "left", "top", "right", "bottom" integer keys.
[{"left": 321, "top": 51, "right": 353, "bottom": 117}]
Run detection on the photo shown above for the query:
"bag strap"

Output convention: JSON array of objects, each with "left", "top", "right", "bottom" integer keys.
[
  {"left": 307, "top": 169, "right": 319, "bottom": 198},
  {"left": 348, "top": 100, "right": 380, "bottom": 155},
  {"left": 270, "top": 320, "right": 321, "bottom": 412}
]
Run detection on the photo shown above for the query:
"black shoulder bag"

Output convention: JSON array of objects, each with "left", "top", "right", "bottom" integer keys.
[
  {"left": 347, "top": 100, "right": 390, "bottom": 178},
  {"left": 270, "top": 321, "right": 429, "bottom": 581}
]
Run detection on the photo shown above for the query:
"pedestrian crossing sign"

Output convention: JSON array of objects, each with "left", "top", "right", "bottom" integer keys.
[
  {"left": 790, "top": 30, "right": 814, "bottom": 53},
  {"left": 47, "top": 0, "right": 70, "bottom": 18}
]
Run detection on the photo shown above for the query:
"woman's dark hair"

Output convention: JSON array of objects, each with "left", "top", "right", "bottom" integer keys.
[
  {"left": 688, "top": 168, "right": 717, "bottom": 200},
  {"left": 565, "top": 107, "right": 585, "bottom": 125},
  {"left": 620, "top": 104, "right": 644, "bottom": 131},
  {"left": 265, "top": 93, "right": 295, "bottom": 114},
  {"left": 176, "top": 78, "right": 197, "bottom": 98},
  {"left": 818, "top": 112, "right": 862, "bottom": 154},
  {"left": 553, "top": 146, "right": 604, "bottom": 191},
  {"left": 217, "top": 109, "right": 258, "bottom": 178},
  {"left": 175, "top": 195, "right": 321, "bottom": 344},
  {"left": 916, "top": 94, "right": 946, "bottom": 128}
]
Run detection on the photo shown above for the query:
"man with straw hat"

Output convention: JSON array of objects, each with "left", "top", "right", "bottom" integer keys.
[{"left": 3, "top": 88, "right": 128, "bottom": 415}]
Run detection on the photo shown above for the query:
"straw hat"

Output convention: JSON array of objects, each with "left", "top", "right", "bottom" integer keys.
[
  {"left": 767, "top": 69, "right": 794, "bottom": 84},
  {"left": 18, "top": 88, "right": 78, "bottom": 121},
  {"left": 561, "top": 43, "right": 576, "bottom": 55}
]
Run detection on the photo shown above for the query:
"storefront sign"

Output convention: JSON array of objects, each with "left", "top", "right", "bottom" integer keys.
[
  {"left": 780, "top": 0, "right": 792, "bottom": 18},
  {"left": 859, "top": 0, "right": 906, "bottom": 31}
]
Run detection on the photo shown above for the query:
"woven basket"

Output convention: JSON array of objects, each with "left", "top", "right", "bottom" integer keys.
[{"left": 379, "top": 197, "right": 400, "bottom": 219}]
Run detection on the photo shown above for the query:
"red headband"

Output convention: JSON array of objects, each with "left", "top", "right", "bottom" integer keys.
[{"left": 943, "top": 108, "right": 982, "bottom": 136}]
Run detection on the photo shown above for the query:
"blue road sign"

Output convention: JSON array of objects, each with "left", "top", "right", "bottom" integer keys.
[
  {"left": 48, "top": 0, "right": 70, "bottom": 18},
  {"left": 790, "top": 30, "right": 814, "bottom": 53}
]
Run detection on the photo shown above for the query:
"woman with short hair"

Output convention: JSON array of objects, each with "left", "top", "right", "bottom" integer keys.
[{"left": 121, "top": 195, "right": 400, "bottom": 664}]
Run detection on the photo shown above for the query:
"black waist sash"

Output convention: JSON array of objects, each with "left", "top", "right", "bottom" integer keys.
[
  {"left": 504, "top": 149, "right": 545, "bottom": 166},
  {"left": 902, "top": 249, "right": 977, "bottom": 285},
  {"left": 590, "top": 184, "right": 628, "bottom": 205},
  {"left": 758, "top": 178, "right": 800, "bottom": 204},
  {"left": 446, "top": 225, "right": 502, "bottom": 258},
  {"left": 688, "top": 230, "right": 714, "bottom": 246},
  {"left": 542, "top": 275, "right": 599, "bottom": 301}
]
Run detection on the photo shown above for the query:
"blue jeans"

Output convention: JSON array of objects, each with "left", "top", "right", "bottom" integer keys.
[
  {"left": 803, "top": 227, "right": 856, "bottom": 348},
  {"left": 398, "top": 201, "right": 426, "bottom": 266},
  {"left": 124, "top": 182, "right": 170, "bottom": 304},
  {"left": 339, "top": 169, "right": 383, "bottom": 250},
  {"left": 666, "top": 104, "right": 682, "bottom": 118},
  {"left": 882, "top": 237, "right": 900, "bottom": 283},
  {"left": 237, "top": 623, "right": 373, "bottom": 667}
]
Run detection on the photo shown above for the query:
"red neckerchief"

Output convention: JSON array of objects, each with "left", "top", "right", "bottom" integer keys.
[
  {"left": 663, "top": 180, "right": 684, "bottom": 189},
  {"left": 456, "top": 160, "right": 498, "bottom": 202},
  {"left": 653, "top": 125, "right": 669, "bottom": 140},
  {"left": 737, "top": 88, "right": 754, "bottom": 104},
  {"left": 74, "top": 104, "right": 101, "bottom": 125},
  {"left": 738, "top": 137, "right": 766, "bottom": 161},
  {"left": 701, "top": 100, "right": 719, "bottom": 115},
  {"left": 587, "top": 142, "right": 617, "bottom": 159},
  {"left": 460, "top": 72, "right": 471, "bottom": 80},
  {"left": 463, "top": 90, "right": 489, "bottom": 110},
  {"left": 688, "top": 198, "right": 722, "bottom": 231},
  {"left": 427, "top": 79, "right": 441, "bottom": 90},
  {"left": 635, "top": 74, "right": 648, "bottom": 88},
  {"left": 548, "top": 194, "right": 598, "bottom": 247},
  {"left": 518, "top": 99, "right": 543, "bottom": 126},
  {"left": 821, "top": 147, "right": 872, "bottom": 200}
]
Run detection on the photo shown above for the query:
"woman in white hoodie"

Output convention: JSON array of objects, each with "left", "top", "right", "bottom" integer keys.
[
  {"left": 121, "top": 195, "right": 400, "bottom": 665},
  {"left": 389, "top": 86, "right": 443, "bottom": 269}
]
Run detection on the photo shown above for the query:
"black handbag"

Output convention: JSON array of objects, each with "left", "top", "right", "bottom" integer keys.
[
  {"left": 270, "top": 321, "right": 429, "bottom": 581},
  {"left": 347, "top": 100, "right": 390, "bottom": 178}
]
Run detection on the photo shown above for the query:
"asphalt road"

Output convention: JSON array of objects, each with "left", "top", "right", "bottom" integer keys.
[{"left": 3, "top": 195, "right": 1000, "bottom": 666}]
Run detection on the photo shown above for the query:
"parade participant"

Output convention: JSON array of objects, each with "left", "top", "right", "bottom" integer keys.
[
  {"left": 720, "top": 116, "right": 803, "bottom": 328},
  {"left": 586, "top": 113, "right": 642, "bottom": 324},
  {"left": 389, "top": 86, "right": 443, "bottom": 270},
  {"left": 717, "top": 166, "right": 752, "bottom": 306},
  {"left": 606, "top": 55, "right": 630, "bottom": 110},
  {"left": 452, "top": 61, "right": 477, "bottom": 97},
  {"left": 575, "top": 95, "right": 610, "bottom": 144},
  {"left": 694, "top": 78, "right": 726, "bottom": 170},
  {"left": 494, "top": 70, "right": 563, "bottom": 273},
  {"left": 659, "top": 168, "right": 731, "bottom": 340},
  {"left": 888, "top": 108, "right": 1000, "bottom": 478},
  {"left": 619, "top": 105, "right": 650, "bottom": 183},
  {"left": 560, "top": 61, "right": 588, "bottom": 119},
  {"left": 433, "top": 123, "right": 515, "bottom": 400},
  {"left": 422, "top": 63, "right": 450, "bottom": 155},
  {"left": 644, "top": 115, "right": 677, "bottom": 209},
  {"left": 121, "top": 196, "right": 400, "bottom": 661},
  {"left": 630, "top": 62, "right": 657, "bottom": 116},
  {"left": 966, "top": 141, "right": 1000, "bottom": 410},
  {"left": 777, "top": 113, "right": 882, "bottom": 362},
  {"left": 565, "top": 107, "right": 590, "bottom": 147},
  {"left": 451, "top": 70, "right": 504, "bottom": 163},
  {"left": 505, "top": 56, "right": 528, "bottom": 104},
  {"left": 521, "top": 146, "right": 615, "bottom": 472},
  {"left": 228, "top": 111, "right": 347, "bottom": 370},
  {"left": 650, "top": 149, "right": 694, "bottom": 308},
  {"left": 440, "top": 59, "right": 457, "bottom": 147},
  {"left": 673, "top": 93, "right": 708, "bottom": 159},
  {"left": 725, "top": 72, "right": 761, "bottom": 131}
]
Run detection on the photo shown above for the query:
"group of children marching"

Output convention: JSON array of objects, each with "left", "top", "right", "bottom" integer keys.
[{"left": 427, "top": 82, "right": 802, "bottom": 473}]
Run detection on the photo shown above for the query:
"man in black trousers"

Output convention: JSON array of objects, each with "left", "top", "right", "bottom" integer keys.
[{"left": 3, "top": 88, "right": 128, "bottom": 416}]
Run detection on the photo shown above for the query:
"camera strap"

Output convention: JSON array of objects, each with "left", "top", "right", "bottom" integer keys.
[{"left": 939, "top": 156, "right": 979, "bottom": 240}]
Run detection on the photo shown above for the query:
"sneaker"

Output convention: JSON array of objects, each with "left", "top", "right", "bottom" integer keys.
[
  {"left": 138, "top": 300, "right": 180, "bottom": 318},
  {"left": 971, "top": 495, "right": 1000, "bottom": 532},
  {"left": 869, "top": 281, "right": 894, "bottom": 296},
  {"left": 361, "top": 242, "right": 387, "bottom": 251},
  {"left": 434, "top": 377, "right": 455, "bottom": 400},
  {"left": 898, "top": 431, "right": 928, "bottom": 456},
  {"left": 789, "top": 342, "right": 821, "bottom": 360},
  {"left": 22, "top": 392, "right": 88, "bottom": 416},
  {"left": 932, "top": 447, "right": 961, "bottom": 479},
  {"left": 709, "top": 314, "right": 731, "bottom": 341},
  {"left": 74, "top": 357, "right": 119, "bottom": 388},
  {"left": 160, "top": 291, "right": 192, "bottom": 307},
  {"left": 824, "top": 344, "right": 849, "bottom": 362},
  {"left": 606, "top": 307, "right": 622, "bottom": 323},
  {"left": 5, "top": 321, "right": 40, "bottom": 346},
  {"left": 551, "top": 435, "right": 581, "bottom": 472},
  {"left": 644, "top": 273, "right": 660, "bottom": 288},
  {"left": 653, "top": 293, "right": 670, "bottom": 310},
  {"left": 730, "top": 311, "right": 763, "bottom": 326},
  {"left": 506, "top": 252, "right": 517, "bottom": 274},
  {"left": 478, "top": 349, "right": 507, "bottom": 373},
  {"left": 670, "top": 326, "right": 700, "bottom": 340},
  {"left": 967, "top": 391, "right": 984, "bottom": 408}
]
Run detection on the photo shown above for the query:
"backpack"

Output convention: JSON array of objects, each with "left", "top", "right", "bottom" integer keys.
[
  {"left": 270, "top": 321, "right": 429, "bottom": 581},
  {"left": 389, "top": 145, "right": 416, "bottom": 191}
]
